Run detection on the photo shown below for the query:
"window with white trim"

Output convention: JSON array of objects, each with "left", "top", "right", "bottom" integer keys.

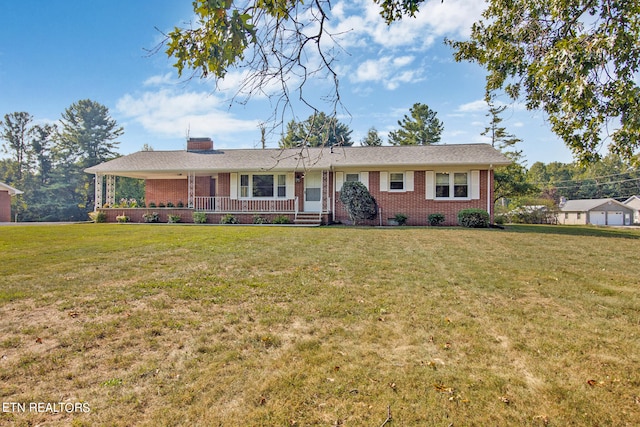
[
  {"left": 239, "top": 173, "right": 288, "bottom": 198},
  {"left": 345, "top": 173, "right": 359, "bottom": 183},
  {"left": 389, "top": 173, "right": 404, "bottom": 191},
  {"left": 435, "top": 172, "right": 469, "bottom": 199}
]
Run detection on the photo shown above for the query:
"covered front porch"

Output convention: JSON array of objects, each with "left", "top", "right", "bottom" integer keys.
[{"left": 91, "top": 170, "right": 332, "bottom": 224}]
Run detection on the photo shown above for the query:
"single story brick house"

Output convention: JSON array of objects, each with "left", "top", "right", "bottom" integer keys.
[
  {"left": 558, "top": 198, "right": 634, "bottom": 226},
  {"left": 0, "top": 182, "right": 23, "bottom": 222},
  {"left": 85, "top": 138, "right": 510, "bottom": 225}
]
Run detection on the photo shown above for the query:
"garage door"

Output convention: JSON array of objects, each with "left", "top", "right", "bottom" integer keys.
[
  {"left": 607, "top": 211, "right": 624, "bottom": 225},
  {"left": 590, "top": 211, "right": 606, "bottom": 225}
]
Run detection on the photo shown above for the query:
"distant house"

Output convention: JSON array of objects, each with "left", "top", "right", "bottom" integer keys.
[
  {"left": 0, "top": 182, "right": 23, "bottom": 222},
  {"left": 558, "top": 198, "right": 634, "bottom": 226},
  {"left": 85, "top": 138, "right": 511, "bottom": 225},
  {"left": 623, "top": 195, "right": 640, "bottom": 224}
]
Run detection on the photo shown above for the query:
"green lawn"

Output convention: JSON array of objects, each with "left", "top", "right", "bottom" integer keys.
[{"left": 1, "top": 224, "right": 639, "bottom": 426}]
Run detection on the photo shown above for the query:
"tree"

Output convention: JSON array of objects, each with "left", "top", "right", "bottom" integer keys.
[
  {"left": 388, "top": 103, "right": 443, "bottom": 145},
  {"left": 0, "top": 112, "right": 34, "bottom": 181},
  {"left": 279, "top": 112, "right": 352, "bottom": 148},
  {"left": 361, "top": 127, "right": 383, "bottom": 146},
  {"left": 448, "top": 0, "right": 640, "bottom": 164},
  {"left": 339, "top": 181, "right": 378, "bottom": 225},
  {"left": 29, "top": 123, "right": 57, "bottom": 184},
  {"left": 482, "top": 94, "right": 536, "bottom": 203},
  {"left": 55, "top": 100, "right": 123, "bottom": 217},
  {"left": 166, "top": 1, "right": 640, "bottom": 164},
  {"left": 57, "top": 99, "right": 123, "bottom": 167}
]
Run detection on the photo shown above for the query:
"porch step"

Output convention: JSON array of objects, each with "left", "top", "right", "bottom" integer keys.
[{"left": 294, "top": 212, "right": 322, "bottom": 225}]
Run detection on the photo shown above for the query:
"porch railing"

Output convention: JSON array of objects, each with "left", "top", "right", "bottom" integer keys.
[{"left": 193, "top": 196, "right": 297, "bottom": 213}]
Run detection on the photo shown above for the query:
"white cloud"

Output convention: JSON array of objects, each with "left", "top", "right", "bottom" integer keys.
[
  {"left": 352, "top": 55, "right": 421, "bottom": 90},
  {"left": 457, "top": 99, "right": 487, "bottom": 113},
  {"left": 143, "top": 73, "right": 174, "bottom": 87},
  {"left": 116, "top": 88, "right": 260, "bottom": 139},
  {"left": 328, "top": 0, "right": 485, "bottom": 50}
]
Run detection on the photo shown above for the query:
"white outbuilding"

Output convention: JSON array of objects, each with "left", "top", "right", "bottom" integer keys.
[{"left": 558, "top": 198, "right": 634, "bottom": 226}]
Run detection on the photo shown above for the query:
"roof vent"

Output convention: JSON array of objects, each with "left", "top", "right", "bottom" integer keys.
[{"left": 187, "top": 137, "right": 213, "bottom": 151}]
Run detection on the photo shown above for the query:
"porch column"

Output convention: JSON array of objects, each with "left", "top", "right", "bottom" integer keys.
[
  {"left": 106, "top": 174, "right": 116, "bottom": 206},
  {"left": 322, "top": 170, "right": 329, "bottom": 213},
  {"left": 95, "top": 174, "right": 103, "bottom": 209},
  {"left": 188, "top": 171, "right": 195, "bottom": 208}
]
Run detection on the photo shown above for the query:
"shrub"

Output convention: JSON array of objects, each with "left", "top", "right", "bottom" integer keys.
[
  {"left": 272, "top": 215, "right": 291, "bottom": 224},
  {"left": 428, "top": 213, "right": 445, "bottom": 226},
  {"left": 177, "top": 200, "right": 184, "bottom": 208},
  {"left": 192, "top": 212, "right": 207, "bottom": 224},
  {"left": 89, "top": 211, "right": 107, "bottom": 223},
  {"left": 339, "top": 181, "right": 378, "bottom": 225},
  {"left": 394, "top": 213, "right": 408, "bottom": 226},
  {"left": 457, "top": 209, "right": 490, "bottom": 228},
  {"left": 220, "top": 214, "right": 239, "bottom": 224},
  {"left": 167, "top": 214, "right": 181, "bottom": 223},
  {"left": 142, "top": 212, "right": 160, "bottom": 223},
  {"left": 116, "top": 214, "right": 130, "bottom": 223},
  {"left": 253, "top": 215, "right": 269, "bottom": 224},
  {"left": 166, "top": 201, "right": 174, "bottom": 208},
  {"left": 148, "top": 202, "right": 156, "bottom": 208}
]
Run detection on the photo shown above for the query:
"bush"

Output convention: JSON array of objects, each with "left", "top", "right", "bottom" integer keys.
[
  {"left": 89, "top": 211, "right": 107, "bottom": 223},
  {"left": 272, "top": 215, "right": 291, "bottom": 224},
  {"left": 148, "top": 202, "right": 156, "bottom": 208},
  {"left": 253, "top": 215, "right": 269, "bottom": 224},
  {"left": 220, "top": 214, "right": 239, "bottom": 224},
  {"left": 166, "top": 201, "right": 174, "bottom": 208},
  {"left": 428, "top": 213, "right": 445, "bottom": 226},
  {"left": 116, "top": 214, "right": 130, "bottom": 223},
  {"left": 339, "top": 181, "right": 378, "bottom": 225},
  {"left": 457, "top": 209, "right": 490, "bottom": 228},
  {"left": 142, "top": 212, "right": 159, "bottom": 223},
  {"left": 394, "top": 213, "right": 408, "bottom": 226},
  {"left": 192, "top": 212, "right": 208, "bottom": 224},
  {"left": 168, "top": 214, "right": 181, "bottom": 223}
]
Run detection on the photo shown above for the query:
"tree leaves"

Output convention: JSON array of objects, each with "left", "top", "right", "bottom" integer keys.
[
  {"left": 388, "top": 103, "right": 443, "bottom": 145},
  {"left": 448, "top": 0, "right": 640, "bottom": 164}
]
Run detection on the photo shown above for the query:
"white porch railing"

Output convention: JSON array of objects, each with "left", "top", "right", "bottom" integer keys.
[{"left": 193, "top": 196, "right": 297, "bottom": 213}]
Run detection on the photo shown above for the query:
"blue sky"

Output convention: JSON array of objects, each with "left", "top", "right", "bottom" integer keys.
[{"left": 0, "top": 0, "right": 576, "bottom": 165}]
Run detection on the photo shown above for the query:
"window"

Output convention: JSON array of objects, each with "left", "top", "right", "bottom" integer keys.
[
  {"left": 436, "top": 173, "right": 450, "bottom": 198},
  {"left": 435, "top": 172, "right": 469, "bottom": 199},
  {"left": 389, "top": 173, "right": 404, "bottom": 190},
  {"left": 454, "top": 173, "right": 468, "bottom": 197},
  {"left": 277, "top": 174, "right": 286, "bottom": 197},
  {"left": 240, "top": 174, "right": 249, "bottom": 198},
  {"left": 252, "top": 175, "right": 274, "bottom": 197},
  {"left": 345, "top": 173, "right": 359, "bottom": 182},
  {"left": 239, "top": 173, "right": 288, "bottom": 198}
]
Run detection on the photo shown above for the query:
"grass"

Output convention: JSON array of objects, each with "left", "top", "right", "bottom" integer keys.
[{"left": 0, "top": 223, "right": 639, "bottom": 426}]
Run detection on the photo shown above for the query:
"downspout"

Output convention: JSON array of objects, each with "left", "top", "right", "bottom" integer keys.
[
  {"left": 331, "top": 165, "right": 336, "bottom": 223},
  {"left": 487, "top": 166, "right": 492, "bottom": 221}
]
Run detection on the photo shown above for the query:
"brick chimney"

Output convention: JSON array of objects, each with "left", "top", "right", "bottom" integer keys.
[{"left": 187, "top": 137, "right": 213, "bottom": 151}]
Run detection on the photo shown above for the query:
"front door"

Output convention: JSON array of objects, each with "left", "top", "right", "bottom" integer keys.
[{"left": 304, "top": 172, "right": 322, "bottom": 212}]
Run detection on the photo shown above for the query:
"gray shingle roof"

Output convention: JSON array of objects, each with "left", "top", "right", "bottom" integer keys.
[
  {"left": 560, "top": 198, "right": 629, "bottom": 212},
  {"left": 85, "top": 144, "right": 511, "bottom": 178}
]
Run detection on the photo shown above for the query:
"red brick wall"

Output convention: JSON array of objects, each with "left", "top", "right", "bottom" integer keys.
[
  {"left": 97, "top": 209, "right": 296, "bottom": 225},
  {"left": 145, "top": 179, "right": 188, "bottom": 206},
  {"left": 0, "top": 191, "right": 11, "bottom": 222},
  {"left": 334, "top": 170, "right": 494, "bottom": 226},
  {"left": 217, "top": 173, "right": 230, "bottom": 197}
]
